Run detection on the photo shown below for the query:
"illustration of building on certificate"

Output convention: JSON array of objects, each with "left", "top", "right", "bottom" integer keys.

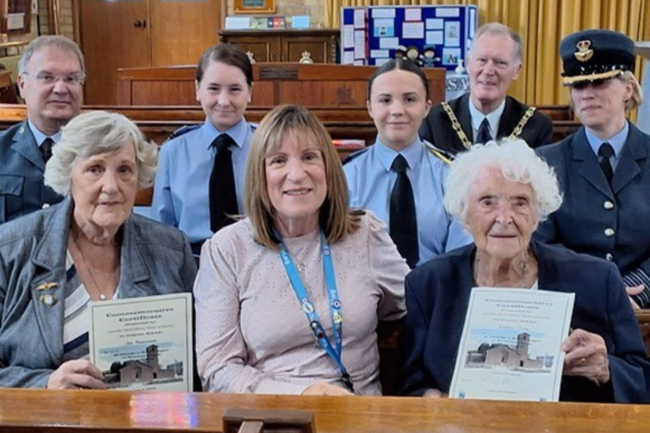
[
  {"left": 88, "top": 293, "right": 193, "bottom": 392},
  {"left": 450, "top": 288, "right": 575, "bottom": 402}
]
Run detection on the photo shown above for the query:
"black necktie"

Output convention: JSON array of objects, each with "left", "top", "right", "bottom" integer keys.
[
  {"left": 209, "top": 134, "right": 238, "bottom": 233},
  {"left": 390, "top": 154, "right": 419, "bottom": 268},
  {"left": 475, "top": 118, "right": 492, "bottom": 144},
  {"left": 598, "top": 143, "right": 615, "bottom": 184},
  {"left": 41, "top": 137, "right": 54, "bottom": 163}
]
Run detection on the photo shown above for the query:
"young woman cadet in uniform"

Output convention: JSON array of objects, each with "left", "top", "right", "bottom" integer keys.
[
  {"left": 152, "top": 43, "right": 255, "bottom": 255},
  {"left": 535, "top": 30, "right": 650, "bottom": 308},
  {"left": 194, "top": 105, "right": 408, "bottom": 395},
  {"left": 343, "top": 59, "right": 471, "bottom": 269}
]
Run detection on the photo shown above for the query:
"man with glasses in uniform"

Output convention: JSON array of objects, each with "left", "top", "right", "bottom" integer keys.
[{"left": 0, "top": 36, "right": 85, "bottom": 223}]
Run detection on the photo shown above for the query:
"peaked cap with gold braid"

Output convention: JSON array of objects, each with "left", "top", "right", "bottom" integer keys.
[{"left": 560, "top": 29, "right": 636, "bottom": 86}]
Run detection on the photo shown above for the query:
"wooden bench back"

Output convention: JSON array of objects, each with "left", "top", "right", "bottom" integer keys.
[
  {"left": 116, "top": 63, "right": 447, "bottom": 107},
  {"left": 0, "top": 103, "right": 580, "bottom": 208}
]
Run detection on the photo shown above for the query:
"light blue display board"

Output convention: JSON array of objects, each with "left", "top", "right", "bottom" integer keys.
[{"left": 340, "top": 5, "right": 477, "bottom": 70}]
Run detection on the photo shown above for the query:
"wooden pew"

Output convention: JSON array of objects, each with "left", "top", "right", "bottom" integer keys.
[
  {"left": 114, "top": 62, "right": 579, "bottom": 143},
  {"left": 0, "top": 104, "right": 372, "bottom": 206},
  {"left": 116, "top": 63, "right": 447, "bottom": 107},
  {"left": 0, "top": 104, "right": 377, "bottom": 150},
  {"left": 0, "top": 103, "right": 581, "bottom": 208},
  {"left": 0, "top": 103, "right": 580, "bottom": 148},
  {"left": 0, "top": 388, "right": 648, "bottom": 432}
]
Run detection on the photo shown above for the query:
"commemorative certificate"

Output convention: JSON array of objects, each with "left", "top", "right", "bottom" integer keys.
[
  {"left": 449, "top": 288, "right": 575, "bottom": 402},
  {"left": 88, "top": 293, "right": 193, "bottom": 392}
]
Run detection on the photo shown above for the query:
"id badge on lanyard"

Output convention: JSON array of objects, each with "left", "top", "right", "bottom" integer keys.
[{"left": 278, "top": 232, "right": 355, "bottom": 393}]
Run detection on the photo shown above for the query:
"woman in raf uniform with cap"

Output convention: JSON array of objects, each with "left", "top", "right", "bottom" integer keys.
[{"left": 535, "top": 30, "right": 650, "bottom": 308}]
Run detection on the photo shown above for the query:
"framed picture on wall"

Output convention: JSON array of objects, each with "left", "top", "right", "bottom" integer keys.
[
  {"left": 234, "top": 0, "right": 275, "bottom": 15},
  {"left": 1, "top": 0, "right": 32, "bottom": 34}
]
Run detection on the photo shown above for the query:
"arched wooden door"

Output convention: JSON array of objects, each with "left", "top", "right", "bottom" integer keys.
[{"left": 76, "top": 0, "right": 223, "bottom": 105}]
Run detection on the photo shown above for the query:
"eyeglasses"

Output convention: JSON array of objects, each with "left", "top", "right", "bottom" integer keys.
[{"left": 22, "top": 71, "right": 85, "bottom": 86}]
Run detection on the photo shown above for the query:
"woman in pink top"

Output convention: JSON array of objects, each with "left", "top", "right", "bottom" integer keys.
[{"left": 194, "top": 104, "right": 408, "bottom": 395}]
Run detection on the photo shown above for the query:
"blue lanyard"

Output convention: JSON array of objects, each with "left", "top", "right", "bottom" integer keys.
[{"left": 278, "top": 232, "right": 354, "bottom": 393}]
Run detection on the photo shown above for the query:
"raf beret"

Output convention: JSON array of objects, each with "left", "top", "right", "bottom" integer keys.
[{"left": 559, "top": 29, "right": 636, "bottom": 86}]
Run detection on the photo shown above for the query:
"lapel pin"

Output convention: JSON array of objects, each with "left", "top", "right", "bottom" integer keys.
[
  {"left": 35, "top": 282, "right": 58, "bottom": 291},
  {"left": 39, "top": 294, "right": 56, "bottom": 306}
]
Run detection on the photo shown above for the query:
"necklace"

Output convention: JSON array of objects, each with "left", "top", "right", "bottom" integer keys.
[
  {"left": 72, "top": 236, "right": 119, "bottom": 301},
  {"left": 473, "top": 249, "right": 529, "bottom": 288}
]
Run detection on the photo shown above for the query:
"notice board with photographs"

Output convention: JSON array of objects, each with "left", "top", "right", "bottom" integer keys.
[{"left": 340, "top": 5, "right": 477, "bottom": 70}]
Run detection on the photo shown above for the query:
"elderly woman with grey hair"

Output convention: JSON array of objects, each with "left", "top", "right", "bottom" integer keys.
[
  {"left": 400, "top": 139, "right": 650, "bottom": 403},
  {"left": 0, "top": 110, "right": 196, "bottom": 389}
]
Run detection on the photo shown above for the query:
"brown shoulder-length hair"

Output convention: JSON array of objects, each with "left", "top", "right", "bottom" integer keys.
[{"left": 245, "top": 104, "right": 362, "bottom": 249}]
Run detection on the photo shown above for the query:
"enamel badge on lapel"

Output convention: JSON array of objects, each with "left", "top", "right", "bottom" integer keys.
[
  {"left": 35, "top": 281, "right": 58, "bottom": 291},
  {"left": 574, "top": 40, "right": 593, "bottom": 62},
  {"left": 36, "top": 282, "right": 58, "bottom": 307},
  {"left": 39, "top": 294, "right": 56, "bottom": 306}
]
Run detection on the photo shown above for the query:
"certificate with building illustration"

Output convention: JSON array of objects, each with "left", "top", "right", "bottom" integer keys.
[
  {"left": 88, "top": 293, "right": 193, "bottom": 392},
  {"left": 449, "top": 288, "right": 574, "bottom": 402}
]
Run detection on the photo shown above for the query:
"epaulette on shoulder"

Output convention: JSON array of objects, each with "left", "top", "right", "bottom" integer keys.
[
  {"left": 166, "top": 124, "right": 201, "bottom": 143},
  {"left": 342, "top": 147, "right": 371, "bottom": 165},
  {"left": 423, "top": 140, "right": 455, "bottom": 165}
]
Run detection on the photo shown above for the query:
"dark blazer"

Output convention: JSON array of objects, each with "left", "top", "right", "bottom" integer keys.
[
  {"left": 0, "top": 197, "right": 197, "bottom": 388},
  {"left": 419, "top": 94, "right": 554, "bottom": 156},
  {"left": 400, "top": 241, "right": 650, "bottom": 403},
  {"left": 535, "top": 124, "right": 650, "bottom": 278},
  {"left": 0, "top": 121, "right": 62, "bottom": 223}
]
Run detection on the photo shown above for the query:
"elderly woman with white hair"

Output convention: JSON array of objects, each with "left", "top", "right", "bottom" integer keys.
[
  {"left": 400, "top": 139, "right": 650, "bottom": 403},
  {"left": 0, "top": 111, "right": 196, "bottom": 389}
]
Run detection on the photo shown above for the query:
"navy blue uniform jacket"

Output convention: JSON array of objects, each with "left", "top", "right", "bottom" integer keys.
[
  {"left": 400, "top": 241, "right": 650, "bottom": 403},
  {"left": 0, "top": 121, "right": 63, "bottom": 223},
  {"left": 535, "top": 124, "right": 650, "bottom": 280}
]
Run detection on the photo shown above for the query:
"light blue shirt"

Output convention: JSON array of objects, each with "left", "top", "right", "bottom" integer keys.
[
  {"left": 585, "top": 121, "right": 629, "bottom": 172},
  {"left": 151, "top": 118, "right": 255, "bottom": 244},
  {"left": 343, "top": 138, "right": 472, "bottom": 266},
  {"left": 27, "top": 119, "right": 61, "bottom": 147}
]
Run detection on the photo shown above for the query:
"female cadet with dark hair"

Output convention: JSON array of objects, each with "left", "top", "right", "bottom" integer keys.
[
  {"left": 194, "top": 104, "right": 408, "bottom": 395},
  {"left": 152, "top": 43, "right": 255, "bottom": 254},
  {"left": 343, "top": 58, "right": 471, "bottom": 269}
]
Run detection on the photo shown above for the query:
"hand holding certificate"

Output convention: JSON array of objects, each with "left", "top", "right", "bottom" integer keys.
[
  {"left": 561, "top": 329, "right": 610, "bottom": 385},
  {"left": 449, "top": 288, "right": 575, "bottom": 402},
  {"left": 88, "top": 293, "right": 194, "bottom": 392}
]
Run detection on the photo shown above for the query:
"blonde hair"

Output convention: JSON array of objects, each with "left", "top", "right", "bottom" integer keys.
[
  {"left": 44, "top": 111, "right": 157, "bottom": 195},
  {"left": 621, "top": 71, "right": 643, "bottom": 110},
  {"left": 245, "top": 104, "right": 361, "bottom": 249},
  {"left": 567, "top": 71, "right": 643, "bottom": 112}
]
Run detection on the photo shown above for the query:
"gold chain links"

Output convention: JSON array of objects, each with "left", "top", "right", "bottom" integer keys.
[{"left": 440, "top": 102, "right": 537, "bottom": 150}]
